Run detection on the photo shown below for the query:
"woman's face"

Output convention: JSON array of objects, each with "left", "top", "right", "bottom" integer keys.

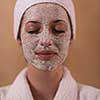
[{"left": 20, "top": 3, "right": 71, "bottom": 71}]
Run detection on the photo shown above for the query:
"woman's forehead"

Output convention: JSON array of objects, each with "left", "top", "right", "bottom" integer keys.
[{"left": 23, "top": 3, "right": 69, "bottom": 23}]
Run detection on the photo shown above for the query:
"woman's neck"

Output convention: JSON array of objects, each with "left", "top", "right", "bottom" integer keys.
[{"left": 26, "top": 64, "right": 64, "bottom": 100}]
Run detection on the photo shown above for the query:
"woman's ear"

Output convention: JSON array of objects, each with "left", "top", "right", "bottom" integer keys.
[
  {"left": 69, "top": 39, "right": 73, "bottom": 45},
  {"left": 17, "top": 39, "right": 22, "bottom": 46}
]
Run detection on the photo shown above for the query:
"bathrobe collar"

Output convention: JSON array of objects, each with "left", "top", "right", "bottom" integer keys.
[{"left": 6, "top": 67, "right": 78, "bottom": 100}]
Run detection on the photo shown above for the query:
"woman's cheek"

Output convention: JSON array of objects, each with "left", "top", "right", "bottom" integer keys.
[{"left": 54, "top": 35, "right": 68, "bottom": 49}]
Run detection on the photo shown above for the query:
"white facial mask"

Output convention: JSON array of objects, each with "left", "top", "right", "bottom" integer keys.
[{"left": 20, "top": 4, "right": 71, "bottom": 71}]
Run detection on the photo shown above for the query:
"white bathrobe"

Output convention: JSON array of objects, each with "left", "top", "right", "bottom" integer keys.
[{"left": 0, "top": 67, "right": 100, "bottom": 100}]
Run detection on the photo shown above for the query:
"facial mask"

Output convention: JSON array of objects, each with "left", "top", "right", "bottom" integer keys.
[{"left": 21, "top": 4, "right": 71, "bottom": 71}]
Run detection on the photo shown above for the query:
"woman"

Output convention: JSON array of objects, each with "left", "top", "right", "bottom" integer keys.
[{"left": 0, "top": 0, "right": 100, "bottom": 100}]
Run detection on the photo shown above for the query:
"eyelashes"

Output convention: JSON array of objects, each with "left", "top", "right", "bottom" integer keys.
[
  {"left": 52, "top": 28, "right": 65, "bottom": 36},
  {"left": 25, "top": 21, "right": 67, "bottom": 35},
  {"left": 27, "top": 28, "right": 65, "bottom": 34},
  {"left": 27, "top": 29, "right": 41, "bottom": 34}
]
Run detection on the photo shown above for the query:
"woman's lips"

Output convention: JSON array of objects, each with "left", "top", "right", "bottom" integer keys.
[{"left": 35, "top": 51, "right": 57, "bottom": 60}]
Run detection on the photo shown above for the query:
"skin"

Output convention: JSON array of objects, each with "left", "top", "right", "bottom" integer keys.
[{"left": 19, "top": 3, "right": 72, "bottom": 100}]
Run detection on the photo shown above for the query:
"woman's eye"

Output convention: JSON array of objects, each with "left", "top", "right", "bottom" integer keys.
[
  {"left": 28, "top": 29, "right": 40, "bottom": 34},
  {"left": 53, "top": 29, "right": 65, "bottom": 33},
  {"left": 25, "top": 22, "right": 42, "bottom": 34},
  {"left": 52, "top": 27, "right": 66, "bottom": 36},
  {"left": 52, "top": 22, "right": 67, "bottom": 35},
  {"left": 53, "top": 27, "right": 66, "bottom": 35}
]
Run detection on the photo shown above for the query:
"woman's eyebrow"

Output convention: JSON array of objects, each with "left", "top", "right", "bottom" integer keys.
[
  {"left": 53, "top": 19, "right": 66, "bottom": 23},
  {"left": 26, "top": 20, "right": 66, "bottom": 25},
  {"left": 26, "top": 21, "right": 40, "bottom": 24}
]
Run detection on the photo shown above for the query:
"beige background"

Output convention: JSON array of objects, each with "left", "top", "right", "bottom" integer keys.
[{"left": 0, "top": 0, "right": 100, "bottom": 88}]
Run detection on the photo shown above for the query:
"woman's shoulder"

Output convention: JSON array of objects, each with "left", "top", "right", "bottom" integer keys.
[
  {"left": 77, "top": 83, "right": 100, "bottom": 100},
  {"left": 0, "top": 85, "right": 10, "bottom": 99}
]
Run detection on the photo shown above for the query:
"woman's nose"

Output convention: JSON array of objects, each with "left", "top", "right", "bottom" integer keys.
[
  {"left": 39, "top": 33, "right": 53, "bottom": 47},
  {"left": 40, "top": 39, "right": 52, "bottom": 47}
]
